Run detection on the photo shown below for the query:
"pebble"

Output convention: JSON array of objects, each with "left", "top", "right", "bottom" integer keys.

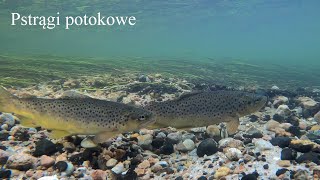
[
  {"left": 254, "top": 139, "right": 273, "bottom": 151},
  {"left": 156, "top": 132, "right": 166, "bottom": 138},
  {"left": 225, "top": 148, "right": 243, "bottom": 161},
  {"left": 273, "top": 96, "right": 289, "bottom": 106},
  {"left": 0, "top": 169, "right": 11, "bottom": 179},
  {"left": 106, "top": 158, "right": 118, "bottom": 168},
  {"left": 0, "top": 113, "right": 15, "bottom": 126},
  {"left": 197, "top": 138, "right": 218, "bottom": 157},
  {"left": 6, "top": 153, "right": 37, "bottom": 171},
  {"left": 219, "top": 138, "right": 243, "bottom": 148},
  {"left": 177, "top": 139, "right": 195, "bottom": 152},
  {"left": 33, "top": 139, "right": 58, "bottom": 156},
  {"left": 296, "top": 152, "right": 320, "bottom": 165},
  {"left": 297, "top": 96, "right": 318, "bottom": 109},
  {"left": 40, "top": 155, "right": 55, "bottom": 168},
  {"left": 1, "top": 124, "right": 8, "bottom": 130},
  {"left": 281, "top": 148, "right": 297, "bottom": 160},
  {"left": 167, "top": 132, "right": 182, "bottom": 144},
  {"left": 112, "top": 162, "right": 124, "bottom": 174},
  {"left": 137, "top": 134, "right": 153, "bottom": 148},
  {"left": 38, "top": 175, "right": 58, "bottom": 180},
  {"left": 206, "top": 125, "right": 220, "bottom": 137},
  {"left": 63, "top": 142, "right": 76, "bottom": 152},
  {"left": 91, "top": 169, "right": 107, "bottom": 179},
  {"left": 271, "top": 85, "right": 280, "bottom": 90},
  {"left": 276, "top": 105, "right": 291, "bottom": 117},
  {"left": 80, "top": 138, "right": 97, "bottom": 148},
  {"left": 293, "top": 169, "right": 309, "bottom": 180},
  {"left": 214, "top": 166, "right": 230, "bottom": 179},
  {"left": 270, "top": 137, "right": 291, "bottom": 148},
  {"left": 277, "top": 160, "right": 291, "bottom": 167},
  {"left": 265, "top": 120, "right": 281, "bottom": 130},
  {"left": 289, "top": 140, "right": 314, "bottom": 153},
  {"left": 314, "top": 111, "right": 320, "bottom": 123},
  {"left": 160, "top": 142, "right": 174, "bottom": 155},
  {"left": 138, "top": 160, "right": 150, "bottom": 169},
  {"left": 0, "top": 149, "right": 10, "bottom": 165},
  {"left": 181, "top": 133, "right": 196, "bottom": 141}
]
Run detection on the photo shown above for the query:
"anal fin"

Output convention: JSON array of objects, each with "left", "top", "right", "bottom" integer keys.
[{"left": 49, "top": 130, "right": 72, "bottom": 139}]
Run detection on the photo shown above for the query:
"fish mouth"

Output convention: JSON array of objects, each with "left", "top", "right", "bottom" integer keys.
[{"left": 139, "top": 118, "right": 156, "bottom": 128}]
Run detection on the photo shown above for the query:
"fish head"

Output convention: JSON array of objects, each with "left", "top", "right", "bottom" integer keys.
[
  {"left": 238, "top": 92, "right": 268, "bottom": 115},
  {"left": 123, "top": 109, "right": 155, "bottom": 130}
]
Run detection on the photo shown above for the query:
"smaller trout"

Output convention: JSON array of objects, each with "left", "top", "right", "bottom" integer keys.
[
  {"left": 0, "top": 86, "right": 155, "bottom": 143},
  {"left": 145, "top": 91, "right": 267, "bottom": 135}
]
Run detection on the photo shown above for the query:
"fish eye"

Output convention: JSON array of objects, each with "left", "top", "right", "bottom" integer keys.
[{"left": 139, "top": 115, "right": 145, "bottom": 121}]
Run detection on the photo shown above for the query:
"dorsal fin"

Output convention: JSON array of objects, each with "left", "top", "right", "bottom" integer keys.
[
  {"left": 59, "top": 90, "right": 92, "bottom": 99},
  {"left": 176, "top": 91, "right": 203, "bottom": 101}
]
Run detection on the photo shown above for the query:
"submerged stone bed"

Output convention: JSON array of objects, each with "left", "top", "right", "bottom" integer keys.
[{"left": 0, "top": 75, "right": 320, "bottom": 180}]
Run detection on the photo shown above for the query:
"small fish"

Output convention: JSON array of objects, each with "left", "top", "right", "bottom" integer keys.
[
  {"left": 145, "top": 91, "right": 267, "bottom": 135},
  {"left": 0, "top": 86, "right": 155, "bottom": 143}
]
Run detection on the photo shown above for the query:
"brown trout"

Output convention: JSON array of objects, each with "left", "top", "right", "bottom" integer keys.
[
  {"left": 0, "top": 86, "right": 155, "bottom": 143},
  {"left": 145, "top": 90, "right": 267, "bottom": 135}
]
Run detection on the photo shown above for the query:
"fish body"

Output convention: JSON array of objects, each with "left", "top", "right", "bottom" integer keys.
[
  {"left": 0, "top": 87, "right": 154, "bottom": 142},
  {"left": 145, "top": 91, "right": 267, "bottom": 134}
]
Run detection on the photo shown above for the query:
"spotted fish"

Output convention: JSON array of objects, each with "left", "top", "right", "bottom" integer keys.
[
  {"left": 145, "top": 91, "right": 267, "bottom": 135},
  {"left": 0, "top": 86, "right": 155, "bottom": 143}
]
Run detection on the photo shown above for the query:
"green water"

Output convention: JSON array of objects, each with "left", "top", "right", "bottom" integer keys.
[{"left": 0, "top": 1, "right": 319, "bottom": 89}]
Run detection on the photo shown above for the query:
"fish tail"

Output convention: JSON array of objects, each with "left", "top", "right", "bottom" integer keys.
[{"left": 0, "top": 86, "right": 14, "bottom": 112}]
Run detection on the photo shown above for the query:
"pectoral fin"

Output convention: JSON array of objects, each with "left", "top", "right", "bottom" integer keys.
[
  {"left": 49, "top": 130, "right": 72, "bottom": 139},
  {"left": 225, "top": 117, "right": 240, "bottom": 135},
  {"left": 93, "top": 131, "right": 117, "bottom": 144},
  {"left": 17, "top": 115, "right": 39, "bottom": 128}
]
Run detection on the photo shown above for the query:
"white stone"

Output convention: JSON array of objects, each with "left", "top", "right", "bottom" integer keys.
[
  {"left": 254, "top": 139, "right": 273, "bottom": 151},
  {"left": 80, "top": 138, "right": 97, "bottom": 148},
  {"left": 112, "top": 162, "right": 124, "bottom": 174},
  {"left": 182, "top": 139, "right": 195, "bottom": 151}
]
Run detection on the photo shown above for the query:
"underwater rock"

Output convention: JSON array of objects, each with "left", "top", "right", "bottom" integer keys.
[
  {"left": 265, "top": 120, "right": 281, "bottom": 130},
  {"left": 40, "top": 155, "right": 55, "bottom": 168},
  {"left": 137, "top": 134, "right": 153, "bottom": 149},
  {"left": 0, "top": 113, "right": 16, "bottom": 126},
  {"left": 106, "top": 158, "right": 118, "bottom": 168},
  {"left": 277, "top": 160, "right": 291, "bottom": 167},
  {"left": 176, "top": 139, "right": 195, "bottom": 152},
  {"left": 138, "top": 75, "right": 151, "bottom": 82},
  {"left": 296, "top": 152, "right": 320, "bottom": 165},
  {"left": 254, "top": 139, "right": 273, "bottom": 151},
  {"left": 80, "top": 137, "right": 97, "bottom": 148},
  {"left": 225, "top": 148, "right": 242, "bottom": 161},
  {"left": 293, "top": 169, "right": 309, "bottom": 180},
  {"left": 314, "top": 111, "right": 320, "bottom": 123},
  {"left": 63, "top": 142, "right": 76, "bottom": 153},
  {"left": 297, "top": 97, "right": 318, "bottom": 110},
  {"left": 218, "top": 138, "right": 243, "bottom": 148},
  {"left": 160, "top": 142, "right": 174, "bottom": 155},
  {"left": 0, "top": 149, "right": 9, "bottom": 165},
  {"left": 6, "top": 153, "right": 37, "bottom": 171},
  {"left": 91, "top": 170, "right": 107, "bottom": 180},
  {"left": 167, "top": 132, "right": 182, "bottom": 144},
  {"left": 281, "top": 148, "right": 297, "bottom": 160},
  {"left": 196, "top": 138, "right": 218, "bottom": 157},
  {"left": 206, "top": 125, "right": 220, "bottom": 137},
  {"left": 273, "top": 96, "right": 289, "bottom": 106},
  {"left": 271, "top": 86, "right": 280, "bottom": 90},
  {"left": 54, "top": 161, "right": 74, "bottom": 176},
  {"left": 289, "top": 140, "right": 313, "bottom": 153},
  {"left": 276, "top": 105, "right": 291, "bottom": 117},
  {"left": 33, "top": 139, "right": 58, "bottom": 156},
  {"left": 214, "top": 166, "right": 230, "bottom": 179},
  {"left": 111, "top": 162, "right": 124, "bottom": 174},
  {"left": 0, "top": 169, "right": 11, "bottom": 179}
]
